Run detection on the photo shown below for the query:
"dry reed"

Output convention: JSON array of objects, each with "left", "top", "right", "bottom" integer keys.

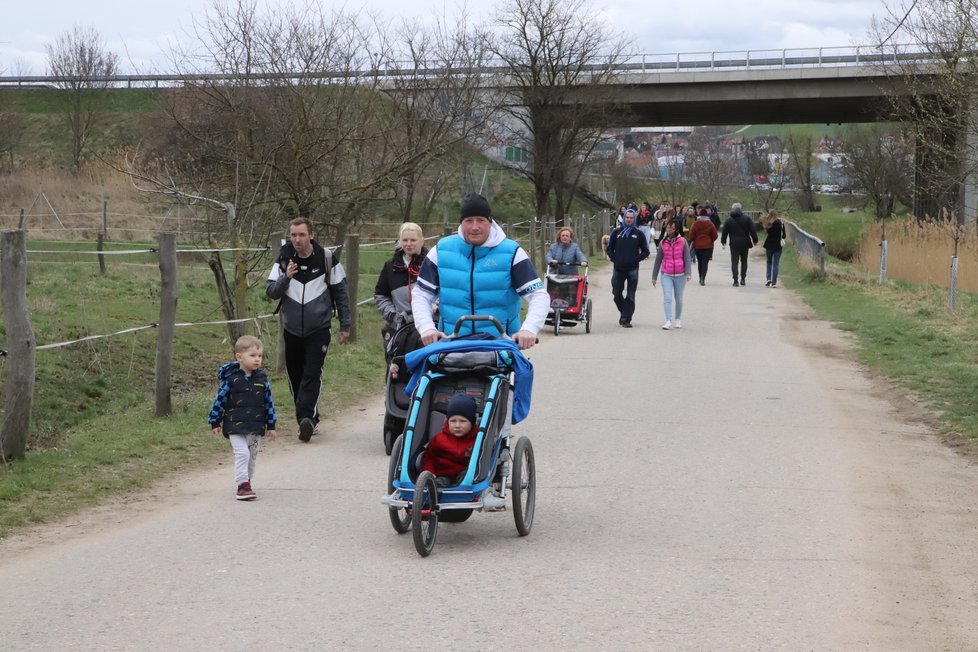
[
  {"left": 856, "top": 220, "right": 978, "bottom": 293},
  {"left": 0, "top": 166, "right": 182, "bottom": 241}
]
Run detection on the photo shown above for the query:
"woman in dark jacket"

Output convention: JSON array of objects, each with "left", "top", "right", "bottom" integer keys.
[
  {"left": 374, "top": 222, "right": 428, "bottom": 325},
  {"left": 762, "top": 208, "right": 786, "bottom": 288}
]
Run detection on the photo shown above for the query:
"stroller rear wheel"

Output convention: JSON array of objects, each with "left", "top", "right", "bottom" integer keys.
[
  {"left": 387, "top": 435, "right": 410, "bottom": 534},
  {"left": 584, "top": 298, "right": 593, "bottom": 333},
  {"left": 412, "top": 471, "right": 440, "bottom": 556},
  {"left": 553, "top": 309, "right": 562, "bottom": 336},
  {"left": 512, "top": 437, "right": 536, "bottom": 536}
]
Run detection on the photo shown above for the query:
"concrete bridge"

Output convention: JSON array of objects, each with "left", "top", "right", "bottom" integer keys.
[
  {"left": 564, "top": 46, "right": 963, "bottom": 219},
  {"left": 3, "top": 45, "right": 965, "bottom": 217}
]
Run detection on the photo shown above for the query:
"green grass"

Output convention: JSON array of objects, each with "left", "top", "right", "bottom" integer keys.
[
  {"left": 781, "top": 249, "right": 978, "bottom": 443},
  {"left": 0, "top": 246, "right": 388, "bottom": 538}
]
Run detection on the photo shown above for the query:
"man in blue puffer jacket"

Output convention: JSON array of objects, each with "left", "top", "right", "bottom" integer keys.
[{"left": 411, "top": 192, "right": 549, "bottom": 351}]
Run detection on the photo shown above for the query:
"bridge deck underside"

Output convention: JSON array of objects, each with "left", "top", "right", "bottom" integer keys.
[{"left": 586, "top": 75, "right": 917, "bottom": 127}]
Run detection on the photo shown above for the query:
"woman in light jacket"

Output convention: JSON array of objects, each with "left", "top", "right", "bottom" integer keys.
[{"left": 546, "top": 226, "right": 588, "bottom": 275}]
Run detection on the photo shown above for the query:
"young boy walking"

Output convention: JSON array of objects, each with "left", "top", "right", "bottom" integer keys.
[{"left": 208, "top": 335, "right": 278, "bottom": 500}]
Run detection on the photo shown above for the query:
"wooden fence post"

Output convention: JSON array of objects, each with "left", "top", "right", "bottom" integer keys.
[
  {"left": 155, "top": 233, "right": 177, "bottom": 417},
  {"left": 0, "top": 231, "right": 36, "bottom": 461},
  {"left": 344, "top": 234, "right": 360, "bottom": 343},
  {"left": 97, "top": 197, "right": 107, "bottom": 275}
]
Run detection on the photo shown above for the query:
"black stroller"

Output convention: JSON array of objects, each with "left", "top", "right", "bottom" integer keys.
[{"left": 382, "top": 313, "right": 423, "bottom": 455}]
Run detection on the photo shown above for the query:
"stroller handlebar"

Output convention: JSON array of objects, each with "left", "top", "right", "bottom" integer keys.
[{"left": 450, "top": 314, "right": 505, "bottom": 337}]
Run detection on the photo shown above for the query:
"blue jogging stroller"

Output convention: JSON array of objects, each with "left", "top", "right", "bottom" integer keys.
[{"left": 380, "top": 316, "right": 537, "bottom": 557}]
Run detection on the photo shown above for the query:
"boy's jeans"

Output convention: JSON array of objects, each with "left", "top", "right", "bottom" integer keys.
[{"left": 661, "top": 274, "right": 687, "bottom": 321}]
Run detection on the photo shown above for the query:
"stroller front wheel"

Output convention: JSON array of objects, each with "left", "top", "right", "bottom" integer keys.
[
  {"left": 512, "top": 437, "right": 536, "bottom": 536},
  {"left": 387, "top": 435, "right": 411, "bottom": 534},
  {"left": 412, "top": 471, "right": 440, "bottom": 556}
]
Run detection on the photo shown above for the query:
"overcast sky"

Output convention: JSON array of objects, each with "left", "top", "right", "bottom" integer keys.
[{"left": 2, "top": 0, "right": 889, "bottom": 75}]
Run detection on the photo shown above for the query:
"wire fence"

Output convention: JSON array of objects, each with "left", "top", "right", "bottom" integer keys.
[{"left": 8, "top": 209, "right": 608, "bottom": 350}]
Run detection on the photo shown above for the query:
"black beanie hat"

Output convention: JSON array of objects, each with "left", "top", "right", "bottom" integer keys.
[
  {"left": 460, "top": 192, "right": 492, "bottom": 221},
  {"left": 446, "top": 394, "right": 478, "bottom": 424}
]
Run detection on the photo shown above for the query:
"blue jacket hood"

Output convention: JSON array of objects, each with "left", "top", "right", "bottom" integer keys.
[{"left": 217, "top": 361, "right": 242, "bottom": 381}]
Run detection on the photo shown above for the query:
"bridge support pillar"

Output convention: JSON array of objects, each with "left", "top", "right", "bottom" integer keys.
[
  {"left": 962, "top": 100, "right": 978, "bottom": 224},
  {"left": 913, "top": 119, "right": 963, "bottom": 221}
]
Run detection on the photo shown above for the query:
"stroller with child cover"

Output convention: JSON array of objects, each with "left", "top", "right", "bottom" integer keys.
[
  {"left": 380, "top": 316, "right": 537, "bottom": 557},
  {"left": 544, "top": 264, "right": 592, "bottom": 336}
]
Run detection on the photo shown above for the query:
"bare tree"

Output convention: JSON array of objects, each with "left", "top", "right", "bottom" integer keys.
[
  {"left": 0, "top": 111, "right": 26, "bottom": 172},
  {"left": 870, "top": 0, "right": 978, "bottom": 221},
  {"left": 745, "top": 137, "right": 790, "bottom": 210},
  {"left": 382, "top": 13, "right": 501, "bottom": 223},
  {"left": 488, "top": 0, "right": 627, "bottom": 225},
  {"left": 45, "top": 25, "right": 119, "bottom": 169},
  {"left": 841, "top": 124, "right": 915, "bottom": 219},
  {"left": 785, "top": 129, "right": 817, "bottom": 212},
  {"left": 650, "top": 152, "right": 697, "bottom": 207},
  {"left": 684, "top": 128, "right": 741, "bottom": 203},
  {"left": 127, "top": 0, "right": 493, "bottom": 334},
  {"left": 0, "top": 64, "right": 26, "bottom": 171}
]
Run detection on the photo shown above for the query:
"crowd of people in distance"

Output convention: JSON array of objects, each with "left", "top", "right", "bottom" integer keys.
[{"left": 606, "top": 199, "right": 786, "bottom": 330}]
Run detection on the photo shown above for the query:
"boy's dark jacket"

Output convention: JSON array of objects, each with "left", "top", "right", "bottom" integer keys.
[{"left": 208, "top": 362, "right": 277, "bottom": 437}]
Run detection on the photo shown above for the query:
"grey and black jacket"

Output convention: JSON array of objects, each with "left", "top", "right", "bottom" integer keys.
[{"left": 266, "top": 241, "right": 352, "bottom": 337}]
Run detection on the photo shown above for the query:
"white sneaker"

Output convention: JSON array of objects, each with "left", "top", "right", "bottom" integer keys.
[
  {"left": 483, "top": 492, "right": 506, "bottom": 512},
  {"left": 673, "top": 319, "right": 682, "bottom": 329},
  {"left": 662, "top": 320, "right": 673, "bottom": 330}
]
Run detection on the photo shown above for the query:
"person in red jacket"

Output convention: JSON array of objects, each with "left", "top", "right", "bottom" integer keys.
[
  {"left": 688, "top": 207, "right": 719, "bottom": 285},
  {"left": 421, "top": 394, "right": 479, "bottom": 481}
]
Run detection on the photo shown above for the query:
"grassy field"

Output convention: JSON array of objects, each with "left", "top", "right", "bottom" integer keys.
[{"left": 0, "top": 243, "right": 389, "bottom": 537}]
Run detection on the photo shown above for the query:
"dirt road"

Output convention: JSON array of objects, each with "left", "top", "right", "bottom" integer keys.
[{"left": 2, "top": 252, "right": 977, "bottom": 650}]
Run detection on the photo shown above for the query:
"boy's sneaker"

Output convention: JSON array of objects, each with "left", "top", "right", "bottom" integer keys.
[
  {"left": 298, "top": 418, "right": 314, "bottom": 442},
  {"left": 662, "top": 320, "right": 672, "bottom": 330},
  {"left": 236, "top": 482, "right": 256, "bottom": 501},
  {"left": 673, "top": 319, "right": 682, "bottom": 329}
]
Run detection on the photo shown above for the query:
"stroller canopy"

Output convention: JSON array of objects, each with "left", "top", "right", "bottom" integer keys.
[{"left": 404, "top": 336, "right": 534, "bottom": 424}]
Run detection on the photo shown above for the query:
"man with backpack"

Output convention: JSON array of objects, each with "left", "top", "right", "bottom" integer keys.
[{"left": 266, "top": 217, "right": 351, "bottom": 442}]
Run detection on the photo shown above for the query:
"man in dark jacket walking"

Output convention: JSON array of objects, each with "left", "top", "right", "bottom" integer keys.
[
  {"left": 720, "top": 202, "right": 759, "bottom": 287},
  {"left": 267, "top": 217, "right": 351, "bottom": 442},
  {"left": 606, "top": 208, "right": 650, "bottom": 327}
]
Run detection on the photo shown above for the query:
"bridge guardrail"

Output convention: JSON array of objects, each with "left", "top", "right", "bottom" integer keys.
[
  {"left": 0, "top": 44, "right": 941, "bottom": 89},
  {"left": 785, "top": 220, "right": 825, "bottom": 278}
]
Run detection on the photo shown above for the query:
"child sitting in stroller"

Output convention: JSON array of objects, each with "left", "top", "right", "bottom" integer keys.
[{"left": 420, "top": 394, "right": 479, "bottom": 485}]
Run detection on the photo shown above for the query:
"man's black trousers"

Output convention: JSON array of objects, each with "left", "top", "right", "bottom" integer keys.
[{"left": 283, "top": 327, "right": 332, "bottom": 425}]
